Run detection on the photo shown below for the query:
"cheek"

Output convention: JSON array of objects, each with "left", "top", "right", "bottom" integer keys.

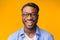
[
  {"left": 22, "top": 17, "right": 26, "bottom": 22},
  {"left": 34, "top": 17, "right": 38, "bottom": 20}
]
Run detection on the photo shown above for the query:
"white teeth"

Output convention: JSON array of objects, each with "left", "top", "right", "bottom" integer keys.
[
  {"left": 27, "top": 21, "right": 33, "bottom": 25},
  {"left": 27, "top": 21, "right": 33, "bottom": 23}
]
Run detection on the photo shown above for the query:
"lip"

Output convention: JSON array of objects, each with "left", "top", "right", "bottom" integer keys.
[{"left": 26, "top": 21, "right": 34, "bottom": 25}]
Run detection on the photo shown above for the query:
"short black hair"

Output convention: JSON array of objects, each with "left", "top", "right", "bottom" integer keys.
[{"left": 21, "top": 2, "right": 39, "bottom": 13}]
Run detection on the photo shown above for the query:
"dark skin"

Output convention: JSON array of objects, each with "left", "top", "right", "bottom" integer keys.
[{"left": 22, "top": 6, "right": 39, "bottom": 38}]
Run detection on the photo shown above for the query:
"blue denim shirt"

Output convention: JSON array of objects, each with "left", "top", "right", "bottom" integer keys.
[{"left": 8, "top": 26, "right": 54, "bottom": 40}]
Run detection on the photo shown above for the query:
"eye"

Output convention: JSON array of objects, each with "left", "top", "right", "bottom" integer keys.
[
  {"left": 22, "top": 13, "right": 29, "bottom": 17},
  {"left": 22, "top": 14, "right": 26, "bottom": 16},
  {"left": 32, "top": 14, "right": 37, "bottom": 16}
]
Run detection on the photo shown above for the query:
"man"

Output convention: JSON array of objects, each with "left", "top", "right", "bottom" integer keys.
[{"left": 8, "top": 2, "right": 54, "bottom": 40}]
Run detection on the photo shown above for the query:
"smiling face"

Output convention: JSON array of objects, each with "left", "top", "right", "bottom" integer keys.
[{"left": 22, "top": 6, "right": 38, "bottom": 29}]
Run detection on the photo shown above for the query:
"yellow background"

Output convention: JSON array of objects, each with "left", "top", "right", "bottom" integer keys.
[{"left": 0, "top": 0, "right": 60, "bottom": 40}]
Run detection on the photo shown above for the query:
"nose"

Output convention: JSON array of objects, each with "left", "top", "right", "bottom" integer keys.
[{"left": 27, "top": 15, "right": 33, "bottom": 20}]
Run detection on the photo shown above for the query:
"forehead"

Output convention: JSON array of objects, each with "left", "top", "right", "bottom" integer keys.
[{"left": 23, "top": 6, "right": 36, "bottom": 13}]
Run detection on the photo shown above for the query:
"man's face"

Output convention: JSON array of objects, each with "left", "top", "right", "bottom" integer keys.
[{"left": 22, "top": 6, "right": 38, "bottom": 29}]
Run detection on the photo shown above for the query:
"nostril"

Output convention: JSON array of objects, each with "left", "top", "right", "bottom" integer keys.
[{"left": 27, "top": 15, "right": 32, "bottom": 19}]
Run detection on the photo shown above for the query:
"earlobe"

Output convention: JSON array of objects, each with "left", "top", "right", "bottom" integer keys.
[
  {"left": 37, "top": 15, "right": 39, "bottom": 18},
  {"left": 38, "top": 15, "right": 39, "bottom": 17},
  {"left": 37, "top": 15, "right": 39, "bottom": 19}
]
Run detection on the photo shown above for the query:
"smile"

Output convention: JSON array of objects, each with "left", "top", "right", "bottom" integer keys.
[{"left": 26, "top": 21, "right": 34, "bottom": 25}]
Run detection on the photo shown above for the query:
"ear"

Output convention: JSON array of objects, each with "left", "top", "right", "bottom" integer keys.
[
  {"left": 36, "top": 15, "right": 39, "bottom": 20},
  {"left": 37, "top": 15, "right": 39, "bottom": 18}
]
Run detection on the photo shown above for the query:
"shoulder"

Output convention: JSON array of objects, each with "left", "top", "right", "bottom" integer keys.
[
  {"left": 8, "top": 28, "right": 24, "bottom": 40},
  {"left": 37, "top": 27, "right": 54, "bottom": 40},
  {"left": 8, "top": 31, "right": 19, "bottom": 40}
]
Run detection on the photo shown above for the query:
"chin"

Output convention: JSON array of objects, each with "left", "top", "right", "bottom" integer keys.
[{"left": 27, "top": 25, "right": 34, "bottom": 29}]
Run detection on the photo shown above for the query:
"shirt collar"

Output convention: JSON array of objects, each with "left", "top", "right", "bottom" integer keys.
[
  {"left": 36, "top": 26, "right": 41, "bottom": 36},
  {"left": 18, "top": 27, "right": 25, "bottom": 38},
  {"left": 19, "top": 26, "right": 41, "bottom": 38}
]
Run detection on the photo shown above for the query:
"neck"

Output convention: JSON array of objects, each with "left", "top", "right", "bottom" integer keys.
[{"left": 24, "top": 25, "right": 36, "bottom": 38}]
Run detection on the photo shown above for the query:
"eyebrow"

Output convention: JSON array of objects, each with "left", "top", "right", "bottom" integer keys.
[{"left": 22, "top": 12, "right": 36, "bottom": 14}]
